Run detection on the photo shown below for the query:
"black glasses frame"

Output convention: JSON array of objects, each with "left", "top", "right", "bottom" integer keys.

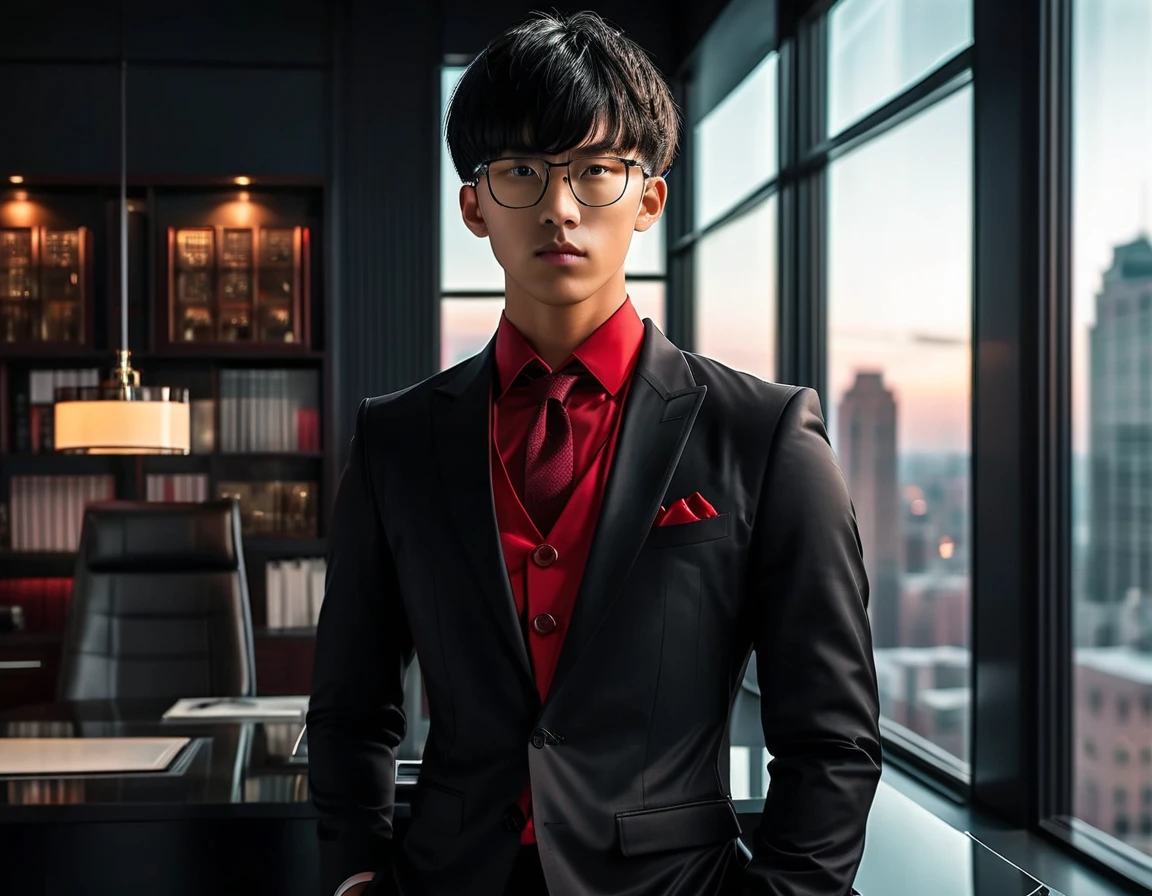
[{"left": 470, "top": 155, "right": 653, "bottom": 209}]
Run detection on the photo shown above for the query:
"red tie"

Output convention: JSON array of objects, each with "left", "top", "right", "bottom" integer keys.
[{"left": 523, "top": 371, "right": 581, "bottom": 534}]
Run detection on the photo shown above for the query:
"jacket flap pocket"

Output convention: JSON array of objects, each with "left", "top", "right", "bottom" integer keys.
[
  {"left": 415, "top": 782, "right": 464, "bottom": 836},
  {"left": 615, "top": 798, "right": 741, "bottom": 856},
  {"left": 645, "top": 512, "right": 730, "bottom": 549}
]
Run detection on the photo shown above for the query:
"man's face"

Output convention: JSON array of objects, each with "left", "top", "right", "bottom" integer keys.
[{"left": 459, "top": 143, "right": 667, "bottom": 308}]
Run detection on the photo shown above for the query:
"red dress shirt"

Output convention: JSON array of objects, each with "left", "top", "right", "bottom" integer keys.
[{"left": 491, "top": 297, "right": 645, "bottom": 845}]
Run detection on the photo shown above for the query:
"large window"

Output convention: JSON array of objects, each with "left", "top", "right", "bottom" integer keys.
[
  {"left": 439, "top": 65, "right": 667, "bottom": 370},
  {"left": 694, "top": 53, "right": 778, "bottom": 231},
  {"left": 1071, "top": 0, "right": 1152, "bottom": 861},
  {"left": 685, "top": 48, "right": 779, "bottom": 797},
  {"left": 694, "top": 197, "right": 776, "bottom": 382},
  {"left": 828, "top": 0, "right": 972, "bottom": 136},
  {"left": 827, "top": 86, "right": 973, "bottom": 771},
  {"left": 691, "top": 53, "right": 779, "bottom": 384}
]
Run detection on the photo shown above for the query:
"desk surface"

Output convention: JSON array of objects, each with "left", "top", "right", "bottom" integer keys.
[
  {"left": 0, "top": 698, "right": 316, "bottom": 821},
  {"left": 0, "top": 699, "right": 1063, "bottom": 896}
]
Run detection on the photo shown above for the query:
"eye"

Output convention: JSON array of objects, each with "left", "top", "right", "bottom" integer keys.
[{"left": 509, "top": 164, "right": 538, "bottom": 178}]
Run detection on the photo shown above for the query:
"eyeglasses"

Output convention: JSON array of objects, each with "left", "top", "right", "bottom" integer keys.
[{"left": 471, "top": 155, "right": 651, "bottom": 209}]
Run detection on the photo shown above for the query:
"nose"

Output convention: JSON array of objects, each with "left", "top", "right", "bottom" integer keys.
[{"left": 538, "top": 167, "right": 581, "bottom": 227}]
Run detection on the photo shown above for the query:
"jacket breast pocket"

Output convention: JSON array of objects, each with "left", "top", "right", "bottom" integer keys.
[
  {"left": 615, "top": 797, "right": 742, "bottom": 856},
  {"left": 644, "top": 512, "right": 730, "bottom": 549}
]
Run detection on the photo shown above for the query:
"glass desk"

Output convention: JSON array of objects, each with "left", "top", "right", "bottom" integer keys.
[
  {"left": 0, "top": 698, "right": 320, "bottom": 820},
  {"left": 851, "top": 783, "right": 1063, "bottom": 895},
  {"left": 1, "top": 699, "right": 1063, "bottom": 896}
]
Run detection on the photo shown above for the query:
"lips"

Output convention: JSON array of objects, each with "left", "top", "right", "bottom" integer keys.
[
  {"left": 536, "top": 250, "right": 585, "bottom": 266},
  {"left": 535, "top": 242, "right": 585, "bottom": 257}
]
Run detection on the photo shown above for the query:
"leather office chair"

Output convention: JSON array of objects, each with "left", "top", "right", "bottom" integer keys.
[{"left": 57, "top": 499, "right": 257, "bottom": 700}]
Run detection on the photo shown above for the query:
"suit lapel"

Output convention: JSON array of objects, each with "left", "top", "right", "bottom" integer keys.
[
  {"left": 546, "top": 322, "right": 707, "bottom": 708},
  {"left": 432, "top": 340, "right": 535, "bottom": 686}
]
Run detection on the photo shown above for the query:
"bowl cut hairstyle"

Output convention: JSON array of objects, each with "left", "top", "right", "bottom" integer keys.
[{"left": 445, "top": 10, "right": 681, "bottom": 185}]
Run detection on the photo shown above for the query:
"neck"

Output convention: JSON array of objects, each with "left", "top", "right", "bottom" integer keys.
[{"left": 503, "top": 273, "right": 627, "bottom": 370}]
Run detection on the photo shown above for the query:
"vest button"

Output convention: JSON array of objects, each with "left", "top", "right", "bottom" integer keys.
[
  {"left": 502, "top": 804, "right": 526, "bottom": 831},
  {"left": 531, "top": 544, "right": 558, "bottom": 567},
  {"left": 532, "top": 613, "right": 557, "bottom": 635}
]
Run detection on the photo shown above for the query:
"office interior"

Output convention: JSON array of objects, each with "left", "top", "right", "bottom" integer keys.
[{"left": 0, "top": 0, "right": 1148, "bottom": 894}]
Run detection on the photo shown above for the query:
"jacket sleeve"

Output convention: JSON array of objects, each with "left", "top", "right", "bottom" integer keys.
[
  {"left": 739, "top": 387, "right": 882, "bottom": 896},
  {"left": 307, "top": 398, "right": 415, "bottom": 896}
]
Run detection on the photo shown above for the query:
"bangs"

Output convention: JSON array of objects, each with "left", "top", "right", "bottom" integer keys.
[{"left": 445, "top": 12, "right": 679, "bottom": 184}]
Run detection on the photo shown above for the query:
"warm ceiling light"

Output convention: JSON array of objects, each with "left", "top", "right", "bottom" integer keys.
[
  {"left": 9, "top": 175, "right": 24, "bottom": 184},
  {"left": 55, "top": 352, "right": 190, "bottom": 455},
  {"left": 234, "top": 176, "right": 251, "bottom": 186},
  {"left": 55, "top": 59, "right": 190, "bottom": 456}
]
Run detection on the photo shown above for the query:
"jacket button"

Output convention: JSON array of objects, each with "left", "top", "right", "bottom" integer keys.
[
  {"left": 531, "top": 544, "right": 558, "bottom": 567},
  {"left": 532, "top": 613, "right": 557, "bottom": 635},
  {"left": 502, "top": 805, "right": 526, "bottom": 832},
  {"left": 531, "top": 727, "right": 563, "bottom": 749}
]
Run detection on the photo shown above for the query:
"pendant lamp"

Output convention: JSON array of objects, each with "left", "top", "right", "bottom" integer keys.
[{"left": 54, "top": 60, "right": 190, "bottom": 455}]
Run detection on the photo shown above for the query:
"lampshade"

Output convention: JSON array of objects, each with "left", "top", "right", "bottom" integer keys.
[
  {"left": 54, "top": 63, "right": 191, "bottom": 456},
  {"left": 54, "top": 384, "right": 190, "bottom": 455}
]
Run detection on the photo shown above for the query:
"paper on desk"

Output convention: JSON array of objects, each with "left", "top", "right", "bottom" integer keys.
[
  {"left": 162, "top": 696, "right": 309, "bottom": 721},
  {"left": 0, "top": 737, "right": 190, "bottom": 775}
]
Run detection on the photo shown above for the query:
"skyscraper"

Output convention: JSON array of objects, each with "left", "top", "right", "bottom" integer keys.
[
  {"left": 839, "top": 371, "right": 901, "bottom": 648},
  {"left": 1085, "top": 235, "right": 1152, "bottom": 647}
]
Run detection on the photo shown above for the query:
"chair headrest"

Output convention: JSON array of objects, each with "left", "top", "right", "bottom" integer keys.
[{"left": 80, "top": 500, "right": 242, "bottom": 573}]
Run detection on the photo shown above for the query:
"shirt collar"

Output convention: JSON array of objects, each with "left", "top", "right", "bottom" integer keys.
[{"left": 494, "top": 297, "right": 645, "bottom": 400}]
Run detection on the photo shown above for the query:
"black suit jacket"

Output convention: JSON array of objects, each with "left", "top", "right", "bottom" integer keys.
[{"left": 308, "top": 322, "right": 882, "bottom": 896}]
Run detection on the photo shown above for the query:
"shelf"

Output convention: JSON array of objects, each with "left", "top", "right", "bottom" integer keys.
[
  {"left": 254, "top": 626, "right": 316, "bottom": 639},
  {"left": 0, "top": 541, "right": 323, "bottom": 575},
  {"left": 214, "top": 452, "right": 323, "bottom": 460},
  {"left": 0, "top": 630, "right": 62, "bottom": 647},
  {"left": 140, "top": 453, "right": 321, "bottom": 472},
  {"left": 213, "top": 454, "right": 323, "bottom": 483},
  {"left": 0, "top": 454, "right": 126, "bottom": 475},
  {"left": 0, "top": 347, "right": 108, "bottom": 362},
  {"left": 242, "top": 537, "right": 325, "bottom": 556},
  {"left": 0, "top": 552, "right": 76, "bottom": 578},
  {"left": 137, "top": 347, "right": 323, "bottom": 363},
  {"left": 0, "top": 627, "right": 312, "bottom": 646},
  {"left": 0, "top": 348, "right": 324, "bottom": 364}
]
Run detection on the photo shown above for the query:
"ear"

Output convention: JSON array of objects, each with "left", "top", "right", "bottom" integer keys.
[
  {"left": 459, "top": 184, "right": 489, "bottom": 238},
  {"left": 633, "top": 175, "right": 667, "bottom": 234}
]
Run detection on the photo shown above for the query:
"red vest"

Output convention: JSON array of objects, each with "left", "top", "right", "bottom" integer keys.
[{"left": 489, "top": 389, "right": 630, "bottom": 844}]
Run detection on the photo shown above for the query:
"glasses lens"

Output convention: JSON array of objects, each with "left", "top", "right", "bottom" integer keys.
[
  {"left": 486, "top": 157, "right": 631, "bottom": 208},
  {"left": 568, "top": 157, "right": 630, "bottom": 206},
  {"left": 487, "top": 158, "right": 548, "bottom": 208}
]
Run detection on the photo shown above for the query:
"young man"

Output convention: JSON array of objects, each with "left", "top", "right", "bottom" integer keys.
[{"left": 308, "top": 11, "right": 881, "bottom": 896}]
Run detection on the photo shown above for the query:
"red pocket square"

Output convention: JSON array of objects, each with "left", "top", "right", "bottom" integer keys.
[{"left": 654, "top": 492, "right": 718, "bottom": 527}]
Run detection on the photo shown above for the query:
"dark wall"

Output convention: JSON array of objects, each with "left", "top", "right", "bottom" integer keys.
[
  {"left": 0, "top": 0, "right": 729, "bottom": 453},
  {"left": 0, "top": 1, "right": 332, "bottom": 180},
  {"left": 441, "top": 1, "right": 676, "bottom": 68}
]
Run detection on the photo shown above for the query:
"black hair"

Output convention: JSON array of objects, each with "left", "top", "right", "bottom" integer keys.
[{"left": 445, "top": 10, "right": 680, "bottom": 184}]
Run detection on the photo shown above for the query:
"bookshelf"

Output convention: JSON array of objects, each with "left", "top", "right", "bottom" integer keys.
[{"left": 0, "top": 184, "right": 330, "bottom": 709}]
